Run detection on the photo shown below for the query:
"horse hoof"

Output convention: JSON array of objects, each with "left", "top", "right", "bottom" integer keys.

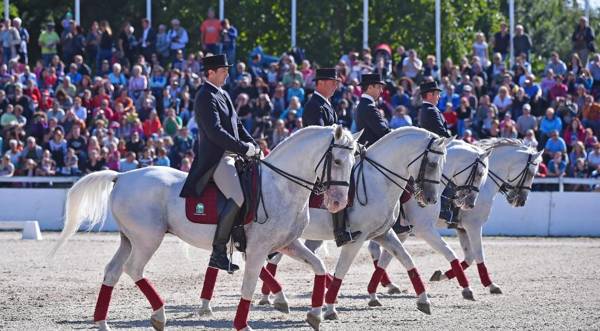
[
  {"left": 150, "top": 317, "right": 165, "bottom": 331},
  {"left": 198, "top": 306, "right": 213, "bottom": 317},
  {"left": 429, "top": 270, "right": 443, "bottom": 282},
  {"left": 258, "top": 297, "right": 272, "bottom": 306},
  {"left": 324, "top": 311, "right": 338, "bottom": 320},
  {"left": 368, "top": 298, "right": 382, "bottom": 307},
  {"left": 306, "top": 312, "right": 321, "bottom": 331},
  {"left": 273, "top": 301, "right": 290, "bottom": 314},
  {"left": 96, "top": 320, "right": 111, "bottom": 331},
  {"left": 386, "top": 284, "right": 403, "bottom": 295},
  {"left": 489, "top": 284, "right": 503, "bottom": 294},
  {"left": 417, "top": 302, "right": 432, "bottom": 315},
  {"left": 462, "top": 288, "right": 475, "bottom": 301}
]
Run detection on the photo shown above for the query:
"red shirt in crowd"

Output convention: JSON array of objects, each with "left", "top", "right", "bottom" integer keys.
[{"left": 143, "top": 118, "right": 162, "bottom": 137}]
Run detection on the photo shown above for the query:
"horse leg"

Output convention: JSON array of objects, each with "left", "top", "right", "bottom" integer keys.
[
  {"left": 198, "top": 266, "right": 219, "bottom": 316},
  {"left": 323, "top": 240, "right": 363, "bottom": 321},
  {"left": 94, "top": 233, "right": 132, "bottom": 331},
  {"left": 431, "top": 228, "right": 473, "bottom": 282},
  {"left": 259, "top": 253, "right": 283, "bottom": 305},
  {"left": 414, "top": 225, "right": 474, "bottom": 301},
  {"left": 123, "top": 234, "right": 166, "bottom": 331},
  {"left": 372, "top": 230, "right": 431, "bottom": 315},
  {"left": 234, "top": 248, "right": 268, "bottom": 331},
  {"left": 278, "top": 239, "right": 327, "bottom": 331},
  {"left": 368, "top": 240, "right": 401, "bottom": 295},
  {"left": 259, "top": 264, "right": 289, "bottom": 314},
  {"left": 465, "top": 225, "right": 502, "bottom": 294}
]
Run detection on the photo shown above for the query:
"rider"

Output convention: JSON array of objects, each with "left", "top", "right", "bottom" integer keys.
[
  {"left": 355, "top": 73, "right": 391, "bottom": 147},
  {"left": 418, "top": 80, "right": 457, "bottom": 228},
  {"left": 303, "top": 68, "right": 361, "bottom": 247},
  {"left": 180, "top": 54, "right": 258, "bottom": 273}
]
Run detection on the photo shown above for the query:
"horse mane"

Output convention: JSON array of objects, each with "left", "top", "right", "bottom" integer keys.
[
  {"left": 268, "top": 125, "right": 355, "bottom": 156},
  {"left": 368, "top": 126, "right": 436, "bottom": 150},
  {"left": 449, "top": 139, "right": 485, "bottom": 154},
  {"left": 475, "top": 138, "right": 535, "bottom": 153}
]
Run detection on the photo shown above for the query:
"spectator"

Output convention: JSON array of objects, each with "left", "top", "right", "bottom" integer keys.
[
  {"left": 587, "top": 143, "right": 600, "bottom": 173},
  {"left": 96, "top": 21, "right": 113, "bottom": 69},
  {"left": 569, "top": 141, "right": 588, "bottom": 175},
  {"left": 286, "top": 79, "right": 305, "bottom": 103},
  {"left": 119, "top": 151, "right": 138, "bottom": 172},
  {"left": 571, "top": 16, "right": 595, "bottom": 64},
  {"left": 139, "top": 147, "right": 154, "bottom": 167},
  {"left": 516, "top": 104, "right": 537, "bottom": 137},
  {"left": 389, "top": 105, "right": 412, "bottom": 128},
  {"left": 38, "top": 22, "right": 60, "bottom": 67},
  {"left": 155, "top": 24, "right": 170, "bottom": 66},
  {"left": 138, "top": 18, "right": 156, "bottom": 61},
  {"left": 564, "top": 117, "right": 586, "bottom": 148},
  {"left": 61, "top": 147, "right": 80, "bottom": 175},
  {"left": 12, "top": 18, "right": 29, "bottom": 64},
  {"left": 492, "top": 85, "right": 513, "bottom": 118},
  {"left": 35, "top": 149, "right": 56, "bottom": 176},
  {"left": 492, "top": 22, "right": 510, "bottom": 59},
  {"left": 456, "top": 97, "right": 472, "bottom": 137},
  {"left": 168, "top": 19, "right": 188, "bottom": 61},
  {"left": 142, "top": 110, "right": 162, "bottom": 138},
  {"left": 180, "top": 156, "right": 191, "bottom": 172},
  {"left": 20, "top": 136, "right": 43, "bottom": 166},
  {"left": 513, "top": 24, "right": 532, "bottom": 61},
  {"left": 582, "top": 95, "right": 600, "bottom": 134},
  {"left": 547, "top": 151, "right": 567, "bottom": 177},
  {"left": 221, "top": 19, "right": 238, "bottom": 66},
  {"left": 154, "top": 147, "right": 170, "bottom": 167},
  {"left": 523, "top": 129, "right": 539, "bottom": 149},
  {"left": 545, "top": 52, "right": 568, "bottom": 77},
  {"left": 282, "top": 62, "right": 304, "bottom": 88},
  {"left": 544, "top": 129, "right": 567, "bottom": 162},
  {"left": 270, "top": 119, "right": 289, "bottom": 148},
  {"left": 163, "top": 108, "right": 182, "bottom": 136},
  {"left": 570, "top": 158, "right": 589, "bottom": 191},
  {"left": 200, "top": 8, "right": 221, "bottom": 55},
  {"left": 128, "top": 65, "right": 148, "bottom": 102},
  {"left": 462, "top": 129, "right": 477, "bottom": 144},
  {"left": 402, "top": 49, "right": 422, "bottom": 80},
  {"left": 540, "top": 108, "right": 562, "bottom": 143},
  {"left": 0, "top": 154, "right": 14, "bottom": 176},
  {"left": 472, "top": 32, "right": 490, "bottom": 67}
]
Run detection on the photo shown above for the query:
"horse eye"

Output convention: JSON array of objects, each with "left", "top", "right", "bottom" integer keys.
[
  {"left": 428, "top": 162, "right": 437, "bottom": 168},
  {"left": 334, "top": 159, "right": 342, "bottom": 166}
]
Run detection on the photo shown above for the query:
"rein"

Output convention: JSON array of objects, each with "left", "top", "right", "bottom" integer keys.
[
  {"left": 441, "top": 157, "right": 487, "bottom": 194},
  {"left": 355, "top": 137, "right": 444, "bottom": 206},
  {"left": 255, "top": 136, "right": 354, "bottom": 223}
]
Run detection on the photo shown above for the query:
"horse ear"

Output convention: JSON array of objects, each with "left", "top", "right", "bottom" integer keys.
[
  {"left": 334, "top": 124, "right": 343, "bottom": 140},
  {"left": 535, "top": 150, "right": 544, "bottom": 160},
  {"left": 352, "top": 129, "right": 364, "bottom": 142}
]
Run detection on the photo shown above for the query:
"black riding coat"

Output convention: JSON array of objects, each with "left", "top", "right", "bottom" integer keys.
[
  {"left": 418, "top": 101, "right": 451, "bottom": 138},
  {"left": 303, "top": 93, "right": 337, "bottom": 127},
  {"left": 179, "top": 83, "right": 256, "bottom": 197},
  {"left": 355, "top": 96, "right": 391, "bottom": 147}
]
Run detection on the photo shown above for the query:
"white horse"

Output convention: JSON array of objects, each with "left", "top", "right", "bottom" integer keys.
[
  {"left": 199, "top": 127, "right": 451, "bottom": 322},
  {"left": 366, "top": 140, "right": 491, "bottom": 303},
  {"left": 374, "top": 138, "right": 542, "bottom": 296},
  {"left": 51, "top": 125, "right": 360, "bottom": 331},
  {"left": 426, "top": 138, "right": 543, "bottom": 294}
]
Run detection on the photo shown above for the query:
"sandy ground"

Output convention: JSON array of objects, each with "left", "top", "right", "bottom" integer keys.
[{"left": 1, "top": 232, "right": 599, "bottom": 330}]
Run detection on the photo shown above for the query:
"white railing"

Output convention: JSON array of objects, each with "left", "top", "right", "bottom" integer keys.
[
  {"left": 533, "top": 177, "right": 600, "bottom": 192},
  {"left": 0, "top": 176, "right": 80, "bottom": 185}
]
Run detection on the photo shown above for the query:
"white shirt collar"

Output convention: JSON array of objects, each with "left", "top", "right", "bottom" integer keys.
[
  {"left": 205, "top": 79, "right": 223, "bottom": 92},
  {"left": 313, "top": 91, "right": 331, "bottom": 106},
  {"left": 361, "top": 93, "right": 375, "bottom": 103}
]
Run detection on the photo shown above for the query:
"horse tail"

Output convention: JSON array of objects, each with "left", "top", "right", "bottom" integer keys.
[{"left": 50, "top": 170, "right": 120, "bottom": 256}]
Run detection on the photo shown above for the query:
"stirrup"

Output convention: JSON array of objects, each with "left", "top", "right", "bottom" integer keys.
[{"left": 335, "top": 230, "right": 361, "bottom": 247}]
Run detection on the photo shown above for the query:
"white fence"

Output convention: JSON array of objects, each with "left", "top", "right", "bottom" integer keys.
[{"left": 0, "top": 185, "right": 599, "bottom": 237}]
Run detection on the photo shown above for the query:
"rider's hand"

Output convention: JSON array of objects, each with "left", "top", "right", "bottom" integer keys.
[{"left": 244, "top": 143, "right": 257, "bottom": 157}]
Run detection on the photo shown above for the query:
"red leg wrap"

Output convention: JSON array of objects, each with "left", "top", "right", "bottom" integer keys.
[
  {"left": 200, "top": 267, "right": 219, "bottom": 300},
  {"left": 368, "top": 267, "right": 385, "bottom": 294},
  {"left": 311, "top": 275, "right": 326, "bottom": 308},
  {"left": 444, "top": 260, "right": 471, "bottom": 280},
  {"left": 461, "top": 260, "right": 470, "bottom": 270},
  {"left": 93, "top": 284, "right": 113, "bottom": 322},
  {"left": 259, "top": 267, "right": 282, "bottom": 294},
  {"left": 325, "top": 277, "right": 343, "bottom": 304},
  {"left": 477, "top": 263, "right": 492, "bottom": 287},
  {"left": 261, "top": 263, "right": 278, "bottom": 295},
  {"left": 325, "top": 273, "right": 334, "bottom": 289},
  {"left": 451, "top": 259, "right": 469, "bottom": 288},
  {"left": 373, "top": 260, "right": 392, "bottom": 286},
  {"left": 407, "top": 268, "right": 425, "bottom": 296},
  {"left": 233, "top": 298, "right": 251, "bottom": 330},
  {"left": 135, "top": 278, "right": 165, "bottom": 311}
]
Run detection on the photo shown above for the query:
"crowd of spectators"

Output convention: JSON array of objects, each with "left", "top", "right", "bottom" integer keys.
[{"left": 0, "top": 10, "right": 599, "bottom": 191}]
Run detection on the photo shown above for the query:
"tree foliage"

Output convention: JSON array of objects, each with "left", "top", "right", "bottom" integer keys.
[{"left": 10, "top": 0, "right": 600, "bottom": 67}]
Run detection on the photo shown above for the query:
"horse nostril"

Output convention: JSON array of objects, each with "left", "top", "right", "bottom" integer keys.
[{"left": 333, "top": 201, "right": 340, "bottom": 208}]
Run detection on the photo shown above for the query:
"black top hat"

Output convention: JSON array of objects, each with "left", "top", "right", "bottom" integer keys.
[
  {"left": 419, "top": 81, "right": 442, "bottom": 95},
  {"left": 360, "top": 73, "right": 385, "bottom": 86},
  {"left": 314, "top": 68, "right": 341, "bottom": 81},
  {"left": 202, "top": 54, "right": 232, "bottom": 71}
]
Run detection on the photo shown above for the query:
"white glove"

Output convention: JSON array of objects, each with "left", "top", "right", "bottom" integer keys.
[{"left": 245, "top": 143, "right": 257, "bottom": 157}]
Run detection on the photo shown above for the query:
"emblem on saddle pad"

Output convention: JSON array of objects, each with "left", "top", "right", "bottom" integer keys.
[{"left": 194, "top": 202, "right": 205, "bottom": 215}]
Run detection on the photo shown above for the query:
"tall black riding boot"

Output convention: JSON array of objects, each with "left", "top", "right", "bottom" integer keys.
[
  {"left": 209, "top": 198, "right": 241, "bottom": 273},
  {"left": 439, "top": 186, "right": 457, "bottom": 229},
  {"left": 333, "top": 210, "right": 362, "bottom": 247}
]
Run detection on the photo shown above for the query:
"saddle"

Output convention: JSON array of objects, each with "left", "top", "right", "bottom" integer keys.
[{"left": 184, "top": 159, "right": 260, "bottom": 226}]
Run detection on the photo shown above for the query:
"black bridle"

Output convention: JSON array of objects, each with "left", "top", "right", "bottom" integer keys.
[
  {"left": 259, "top": 136, "right": 354, "bottom": 194},
  {"left": 487, "top": 153, "right": 537, "bottom": 198},
  {"left": 355, "top": 137, "right": 445, "bottom": 206},
  {"left": 442, "top": 157, "right": 487, "bottom": 194}
]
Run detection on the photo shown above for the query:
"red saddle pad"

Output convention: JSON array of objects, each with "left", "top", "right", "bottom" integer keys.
[{"left": 185, "top": 183, "right": 219, "bottom": 224}]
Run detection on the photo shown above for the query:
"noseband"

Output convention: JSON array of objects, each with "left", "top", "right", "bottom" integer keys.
[
  {"left": 442, "top": 157, "right": 487, "bottom": 194},
  {"left": 487, "top": 153, "right": 537, "bottom": 198}
]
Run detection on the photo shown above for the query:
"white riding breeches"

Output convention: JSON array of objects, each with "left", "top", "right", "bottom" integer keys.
[{"left": 213, "top": 154, "right": 245, "bottom": 207}]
